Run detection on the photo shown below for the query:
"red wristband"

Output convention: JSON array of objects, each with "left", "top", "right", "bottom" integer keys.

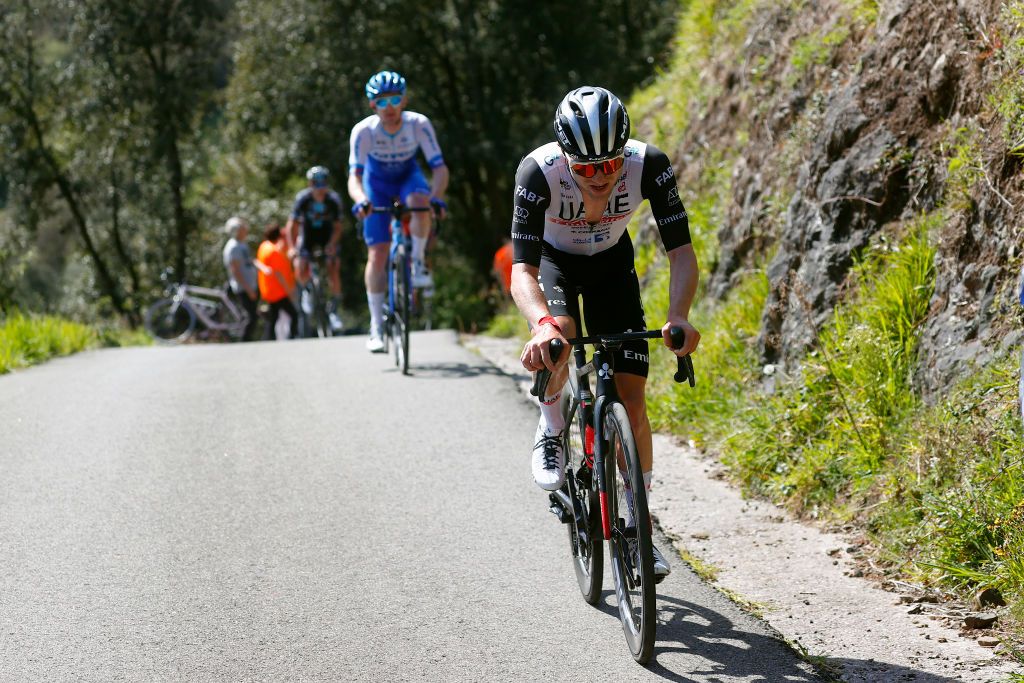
[{"left": 537, "top": 315, "right": 561, "bottom": 333}]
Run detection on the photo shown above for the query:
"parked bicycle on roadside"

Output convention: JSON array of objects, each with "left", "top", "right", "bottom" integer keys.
[
  {"left": 533, "top": 327, "right": 694, "bottom": 664},
  {"left": 144, "top": 270, "right": 250, "bottom": 343}
]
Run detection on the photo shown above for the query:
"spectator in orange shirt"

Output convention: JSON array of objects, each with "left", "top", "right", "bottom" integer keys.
[
  {"left": 493, "top": 238, "right": 513, "bottom": 298},
  {"left": 256, "top": 224, "right": 298, "bottom": 340}
]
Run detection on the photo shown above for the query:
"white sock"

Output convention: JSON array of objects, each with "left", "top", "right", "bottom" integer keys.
[
  {"left": 622, "top": 475, "right": 636, "bottom": 528},
  {"left": 367, "top": 291, "right": 385, "bottom": 334},
  {"left": 538, "top": 391, "right": 564, "bottom": 433},
  {"left": 412, "top": 236, "right": 428, "bottom": 263}
]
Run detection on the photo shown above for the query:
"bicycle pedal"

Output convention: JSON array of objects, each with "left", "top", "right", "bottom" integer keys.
[{"left": 548, "top": 494, "right": 571, "bottom": 524}]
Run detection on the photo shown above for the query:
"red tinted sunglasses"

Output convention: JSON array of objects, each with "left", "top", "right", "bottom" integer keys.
[{"left": 569, "top": 155, "right": 624, "bottom": 178}]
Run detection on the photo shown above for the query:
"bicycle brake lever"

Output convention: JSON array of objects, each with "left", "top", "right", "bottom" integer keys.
[
  {"left": 674, "top": 355, "right": 696, "bottom": 387},
  {"left": 530, "top": 338, "right": 565, "bottom": 399}
]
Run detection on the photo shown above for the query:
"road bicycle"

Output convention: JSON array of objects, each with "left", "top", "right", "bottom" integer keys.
[
  {"left": 144, "top": 274, "right": 250, "bottom": 343},
  {"left": 532, "top": 327, "right": 695, "bottom": 664},
  {"left": 368, "top": 202, "right": 436, "bottom": 375},
  {"left": 297, "top": 247, "right": 341, "bottom": 339}
]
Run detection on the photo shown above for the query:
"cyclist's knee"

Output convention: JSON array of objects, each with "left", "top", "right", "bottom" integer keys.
[
  {"left": 406, "top": 192, "right": 430, "bottom": 208},
  {"left": 618, "top": 378, "right": 648, "bottom": 416}
]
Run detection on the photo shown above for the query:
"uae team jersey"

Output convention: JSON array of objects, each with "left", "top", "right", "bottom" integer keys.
[
  {"left": 510, "top": 140, "right": 690, "bottom": 267},
  {"left": 348, "top": 111, "right": 445, "bottom": 182}
]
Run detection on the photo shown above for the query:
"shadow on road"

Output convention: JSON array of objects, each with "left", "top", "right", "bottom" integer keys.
[
  {"left": 399, "top": 362, "right": 509, "bottom": 380},
  {"left": 587, "top": 591, "right": 966, "bottom": 682}
]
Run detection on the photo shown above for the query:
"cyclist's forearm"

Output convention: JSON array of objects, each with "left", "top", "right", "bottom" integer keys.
[
  {"left": 347, "top": 173, "right": 367, "bottom": 205},
  {"left": 511, "top": 263, "right": 550, "bottom": 328},
  {"left": 284, "top": 219, "right": 299, "bottom": 249},
  {"left": 430, "top": 164, "right": 449, "bottom": 199},
  {"left": 330, "top": 221, "right": 342, "bottom": 245},
  {"left": 666, "top": 244, "right": 699, "bottom": 320}
]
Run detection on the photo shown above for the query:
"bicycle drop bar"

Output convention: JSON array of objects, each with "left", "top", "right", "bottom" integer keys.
[
  {"left": 370, "top": 204, "right": 434, "bottom": 218},
  {"left": 530, "top": 339, "right": 565, "bottom": 399},
  {"left": 530, "top": 327, "right": 695, "bottom": 396}
]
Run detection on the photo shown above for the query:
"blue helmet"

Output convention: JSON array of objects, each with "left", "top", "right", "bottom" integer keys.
[{"left": 365, "top": 71, "right": 407, "bottom": 99}]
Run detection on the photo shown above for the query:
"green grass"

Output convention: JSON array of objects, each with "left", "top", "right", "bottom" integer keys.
[
  {"left": 625, "top": 0, "right": 1024, "bottom": 645},
  {"left": 992, "top": 1, "right": 1024, "bottom": 156},
  {"left": 0, "top": 313, "right": 99, "bottom": 373},
  {"left": 484, "top": 301, "right": 529, "bottom": 340},
  {"left": 0, "top": 313, "right": 148, "bottom": 374},
  {"left": 643, "top": 210, "right": 1024, "bottom": 618},
  {"left": 787, "top": 25, "right": 850, "bottom": 86}
]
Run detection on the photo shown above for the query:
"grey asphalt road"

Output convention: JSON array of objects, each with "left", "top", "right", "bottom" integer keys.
[{"left": 0, "top": 331, "right": 820, "bottom": 682}]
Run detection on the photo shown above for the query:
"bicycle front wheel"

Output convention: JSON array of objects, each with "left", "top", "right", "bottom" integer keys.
[
  {"left": 604, "top": 401, "right": 656, "bottom": 664},
  {"left": 393, "top": 252, "right": 411, "bottom": 374},
  {"left": 565, "top": 399, "right": 602, "bottom": 605},
  {"left": 144, "top": 299, "right": 196, "bottom": 343}
]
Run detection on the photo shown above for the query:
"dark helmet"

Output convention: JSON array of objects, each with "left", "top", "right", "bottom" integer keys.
[
  {"left": 306, "top": 165, "right": 329, "bottom": 187},
  {"left": 365, "top": 71, "right": 407, "bottom": 99},
  {"left": 553, "top": 86, "right": 630, "bottom": 162}
]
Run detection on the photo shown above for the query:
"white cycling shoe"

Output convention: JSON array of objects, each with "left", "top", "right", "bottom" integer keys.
[
  {"left": 411, "top": 260, "right": 434, "bottom": 289},
  {"left": 365, "top": 334, "right": 385, "bottom": 353},
  {"left": 328, "top": 311, "right": 344, "bottom": 333},
  {"left": 652, "top": 543, "right": 672, "bottom": 581},
  {"left": 531, "top": 421, "right": 565, "bottom": 491}
]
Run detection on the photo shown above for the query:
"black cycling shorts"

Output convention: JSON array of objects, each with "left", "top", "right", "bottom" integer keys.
[
  {"left": 537, "top": 236, "right": 650, "bottom": 378},
  {"left": 298, "top": 227, "right": 338, "bottom": 259}
]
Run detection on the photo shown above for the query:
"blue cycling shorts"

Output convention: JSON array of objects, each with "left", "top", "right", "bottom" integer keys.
[{"left": 363, "top": 168, "right": 431, "bottom": 246}]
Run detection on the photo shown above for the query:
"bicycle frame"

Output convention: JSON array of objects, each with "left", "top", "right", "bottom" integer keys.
[
  {"left": 300, "top": 248, "right": 333, "bottom": 338},
  {"left": 173, "top": 283, "right": 247, "bottom": 336},
  {"left": 539, "top": 328, "right": 694, "bottom": 541},
  {"left": 370, "top": 202, "right": 433, "bottom": 325},
  {"left": 567, "top": 342, "right": 620, "bottom": 541}
]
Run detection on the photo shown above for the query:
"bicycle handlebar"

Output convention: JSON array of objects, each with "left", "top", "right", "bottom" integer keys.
[
  {"left": 530, "top": 326, "right": 695, "bottom": 399},
  {"left": 369, "top": 204, "right": 435, "bottom": 219}
]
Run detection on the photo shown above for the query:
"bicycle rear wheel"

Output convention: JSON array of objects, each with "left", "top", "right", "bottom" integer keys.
[
  {"left": 604, "top": 401, "right": 656, "bottom": 664},
  {"left": 565, "top": 399, "right": 602, "bottom": 605},
  {"left": 392, "top": 250, "right": 411, "bottom": 374},
  {"left": 144, "top": 299, "right": 196, "bottom": 343}
]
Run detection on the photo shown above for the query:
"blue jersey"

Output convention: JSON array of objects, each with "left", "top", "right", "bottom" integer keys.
[{"left": 348, "top": 111, "right": 445, "bottom": 183}]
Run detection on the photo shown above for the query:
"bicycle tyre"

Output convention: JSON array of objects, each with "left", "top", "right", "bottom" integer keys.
[
  {"left": 565, "top": 399, "right": 603, "bottom": 605},
  {"left": 311, "top": 277, "right": 329, "bottom": 339},
  {"left": 144, "top": 298, "right": 196, "bottom": 344},
  {"left": 393, "top": 250, "right": 411, "bottom": 374},
  {"left": 604, "top": 401, "right": 656, "bottom": 664}
]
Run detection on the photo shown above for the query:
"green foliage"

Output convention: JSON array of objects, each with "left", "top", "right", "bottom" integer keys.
[
  {"left": 993, "top": 2, "right": 1024, "bottom": 156},
  {"left": 727, "top": 219, "right": 937, "bottom": 506},
  {"left": 645, "top": 268, "right": 769, "bottom": 444},
  {"left": 787, "top": 25, "right": 850, "bottom": 87},
  {"left": 0, "top": 313, "right": 97, "bottom": 373},
  {"left": 942, "top": 126, "right": 985, "bottom": 209},
  {"left": 645, "top": 207, "right": 1024, "bottom": 605},
  {"left": 485, "top": 302, "right": 528, "bottom": 340},
  {"left": 631, "top": 0, "right": 762, "bottom": 148},
  {"left": 877, "top": 354, "right": 1024, "bottom": 603}
]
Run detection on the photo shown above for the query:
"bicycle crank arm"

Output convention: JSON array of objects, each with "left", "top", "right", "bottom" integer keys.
[{"left": 548, "top": 491, "right": 572, "bottom": 524}]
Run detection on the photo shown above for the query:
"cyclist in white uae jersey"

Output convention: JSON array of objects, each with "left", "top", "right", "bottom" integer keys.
[
  {"left": 510, "top": 86, "right": 701, "bottom": 580},
  {"left": 348, "top": 71, "right": 449, "bottom": 352}
]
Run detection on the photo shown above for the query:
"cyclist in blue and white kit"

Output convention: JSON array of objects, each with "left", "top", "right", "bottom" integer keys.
[
  {"left": 348, "top": 71, "right": 449, "bottom": 352},
  {"left": 510, "top": 87, "right": 701, "bottom": 580}
]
